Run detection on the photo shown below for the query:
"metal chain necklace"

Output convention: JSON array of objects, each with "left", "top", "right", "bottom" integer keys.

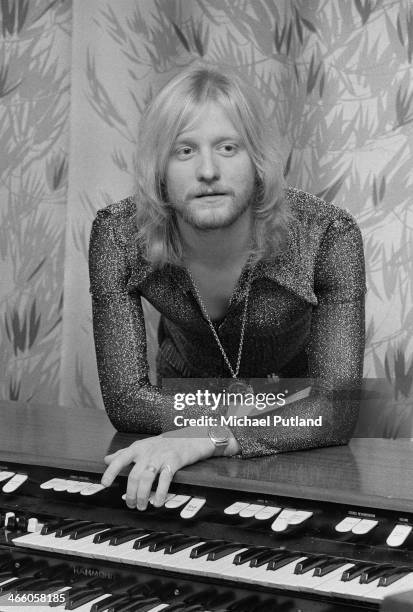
[{"left": 187, "top": 261, "right": 254, "bottom": 394}]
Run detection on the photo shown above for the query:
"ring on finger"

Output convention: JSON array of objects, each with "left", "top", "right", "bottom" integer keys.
[{"left": 144, "top": 464, "right": 158, "bottom": 475}]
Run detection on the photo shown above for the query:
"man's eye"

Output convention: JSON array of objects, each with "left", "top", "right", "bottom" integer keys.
[
  {"left": 175, "top": 146, "right": 193, "bottom": 159},
  {"left": 219, "top": 143, "right": 238, "bottom": 155}
]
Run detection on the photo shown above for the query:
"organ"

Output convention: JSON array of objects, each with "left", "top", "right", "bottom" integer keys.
[{"left": 0, "top": 399, "right": 413, "bottom": 611}]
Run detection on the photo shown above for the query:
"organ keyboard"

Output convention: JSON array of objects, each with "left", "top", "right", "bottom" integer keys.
[{"left": 1, "top": 400, "right": 413, "bottom": 611}]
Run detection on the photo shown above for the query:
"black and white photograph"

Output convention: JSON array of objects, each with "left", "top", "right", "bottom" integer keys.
[{"left": 1, "top": 1, "right": 413, "bottom": 610}]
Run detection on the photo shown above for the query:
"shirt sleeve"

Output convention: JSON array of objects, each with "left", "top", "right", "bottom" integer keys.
[
  {"left": 230, "top": 213, "right": 366, "bottom": 458},
  {"left": 89, "top": 210, "right": 178, "bottom": 434}
]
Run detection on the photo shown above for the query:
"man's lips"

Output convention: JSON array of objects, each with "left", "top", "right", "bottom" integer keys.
[
  {"left": 188, "top": 189, "right": 233, "bottom": 199},
  {"left": 195, "top": 192, "right": 227, "bottom": 198}
]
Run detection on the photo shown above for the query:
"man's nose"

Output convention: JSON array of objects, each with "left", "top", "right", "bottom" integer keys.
[{"left": 195, "top": 150, "right": 220, "bottom": 181}]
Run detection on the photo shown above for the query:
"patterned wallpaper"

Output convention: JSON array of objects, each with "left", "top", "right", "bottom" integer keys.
[
  {"left": 1, "top": 0, "right": 413, "bottom": 436},
  {"left": 0, "top": 0, "right": 71, "bottom": 404}
]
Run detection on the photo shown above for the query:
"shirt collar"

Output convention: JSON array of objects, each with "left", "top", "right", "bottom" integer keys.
[{"left": 126, "top": 229, "right": 317, "bottom": 306}]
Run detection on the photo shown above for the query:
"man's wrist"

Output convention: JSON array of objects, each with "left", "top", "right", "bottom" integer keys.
[{"left": 225, "top": 432, "right": 240, "bottom": 457}]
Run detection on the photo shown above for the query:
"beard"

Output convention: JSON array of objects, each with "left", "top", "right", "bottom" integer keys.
[{"left": 169, "top": 193, "right": 253, "bottom": 231}]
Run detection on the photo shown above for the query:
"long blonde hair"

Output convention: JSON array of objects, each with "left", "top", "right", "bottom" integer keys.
[{"left": 135, "top": 63, "right": 291, "bottom": 266}]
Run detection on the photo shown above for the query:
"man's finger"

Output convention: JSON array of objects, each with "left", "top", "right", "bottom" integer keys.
[
  {"left": 101, "top": 449, "right": 135, "bottom": 487},
  {"left": 154, "top": 463, "right": 175, "bottom": 507},
  {"left": 135, "top": 463, "right": 159, "bottom": 510}
]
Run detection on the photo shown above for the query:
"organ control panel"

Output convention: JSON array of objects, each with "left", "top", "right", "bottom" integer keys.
[{"left": 1, "top": 400, "right": 413, "bottom": 611}]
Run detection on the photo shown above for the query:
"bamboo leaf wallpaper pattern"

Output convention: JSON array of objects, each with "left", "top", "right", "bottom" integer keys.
[
  {"left": 0, "top": 0, "right": 71, "bottom": 404},
  {"left": 1, "top": 0, "right": 413, "bottom": 436}
]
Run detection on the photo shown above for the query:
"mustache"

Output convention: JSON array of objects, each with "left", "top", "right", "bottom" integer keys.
[{"left": 187, "top": 186, "right": 234, "bottom": 199}]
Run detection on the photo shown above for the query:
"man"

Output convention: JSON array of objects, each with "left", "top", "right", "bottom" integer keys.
[{"left": 89, "top": 63, "right": 366, "bottom": 511}]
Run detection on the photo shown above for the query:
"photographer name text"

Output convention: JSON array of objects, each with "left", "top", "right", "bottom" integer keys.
[{"left": 174, "top": 414, "right": 323, "bottom": 427}]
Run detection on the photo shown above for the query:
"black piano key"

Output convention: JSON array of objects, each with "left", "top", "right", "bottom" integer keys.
[
  {"left": 294, "top": 554, "right": 330, "bottom": 574},
  {"left": 14, "top": 577, "right": 52, "bottom": 592},
  {"left": 94, "top": 526, "right": 131, "bottom": 544},
  {"left": 34, "top": 562, "right": 71, "bottom": 580},
  {"left": 55, "top": 520, "right": 92, "bottom": 538},
  {"left": 110, "top": 595, "right": 152, "bottom": 612},
  {"left": 70, "top": 522, "right": 109, "bottom": 540},
  {"left": 0, "top": 577, "right": 19, "bottom": 593},
  {"left": 91, "top": 593, "right": 130, "bottom": 612},
  {"left": 65, "top": 587, "right": 105, "bottom": 610},
  {"left": 190, "top": 540, "right": 227, "bottom": 559},
  {"left": 250, "top": 550, "right": 286, "bottom": 568},
  {"left": 148, "top": 533, "right": 188, "bottom": 552},
  {"left": 313, "top": 557, "right": 350, "bottom": 577},
  {"left": 129, "top": 597, "right": 161, "bottom": 611},
  {"left": 133, "top": 531, "right": 170, "bottom": 550},
  {"left": 37, "top": 578, "right": 67, "bottom": 594},
  {"left": 360, "top": 564, "right": 397, "bottom": 584},
  {"left": 267, "top": 552, "right": 303, "bottom": 571},
  {"left": 341, "top": 562, "right": 377, "bottom": 581},
  {"left": 0, "top": 575, "right": 44, "bottom": 593},
  {"left": 379, "top": 567, "right": 413, "bottom": 587},
  {"left": 227, "top": 595, "right": 261, "bottom": 611},
  {"left": 109, "top": 528, "right": 148, "bottom": 545},
  {"left": 184, "top": 588, "right": 217, "bottom": 606},
  {"left": 5, "top": 515, "right": 16, "bottom": 530},
  {"left": 253, "top": 599, "right": 292, "bottom": 612},
  {"left": 233, "top": 547, "right": 269, "bottom": 565},
  {"left": 15, "top": 516, "right": 28, "bottom": 531},
  {"left": 41, "top": 518, "right": 79, "bottom": 535},
  {"left": 160, "top": 604, "right": 189, "bottom": 612},
  {"left": 0, "top": 553, "right": 12, "bottom": 570},
  {"left": 126, "top": 582, "right": 155, "bottom": 597},
  {"left": 164, "top": 535, "right": 201, "bottom": 554},
  {"left": 207, "top": 543, "right": 245, "bottom": 561}
]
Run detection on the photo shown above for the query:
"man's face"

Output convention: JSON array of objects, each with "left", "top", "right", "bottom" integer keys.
[{"left": 165, "top": 102, "right": 256, "bottom": 231}]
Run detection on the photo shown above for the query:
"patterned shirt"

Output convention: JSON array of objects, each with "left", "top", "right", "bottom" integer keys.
[{"left": 89, "top": 187, "right": 366, "bottom": 457}]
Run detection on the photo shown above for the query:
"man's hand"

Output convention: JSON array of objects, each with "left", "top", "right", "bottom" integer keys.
[{"left": 101, "top": 426, "right": 239, "bottom": 510}]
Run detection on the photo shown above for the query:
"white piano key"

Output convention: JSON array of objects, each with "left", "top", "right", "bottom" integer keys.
[
  {"left": 271, "top": 508, "right": 296, "bottom": 532},
  {"left": 52, "top": 479, "right": 72, "bottom": 492},
  {"left": 386, "top": 524, "right": 412, "bottom": 547},
  {"left": 335, "top": 516, "right": 361, "bottom": 532},
  {"left": 39, "top": 477, "right": 64, "bottom": 490},
  {"left": 252, "top": 556, "right": 310, "bottom": 589},
  {"left": 223, "top": 501, "right": 250, "bottom": 515},
  {"left": 2, "top": 473, "right": 28, "bottom": 493},
  {"left": 316, "top": 571, "right": 383, "bottom": 601},
  {"left": 238, "top": 503, "right": 265, "bottom": 518},
  {"left": 180, "top": 497, "right": 206, "bottom": 519},
  {"left": 254, "top": 505, "right": 281, "bottom": 520},
  {"left": 164, "top": 494, "right": 191, "bottom": 508},
  {"left": 288, "top": 510, "right": 314, "bottom": 525},
  {"left": 27, "top": 517, "right": 41, "bottom": 532},
  {"left": 80, "top": 483, "right": 106, "bottom": 496},
  {"left": 65, "top": 480, "right": 91, "bottom": 493},
  {"left": 367, "top": 571, "right": 413, "bottom": 602},
  {"left": 4, "top": 511, "right": 14, "bottom": 527},
  {"left": 351, "top": 519, "right": 378, "bottom": 535}
]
